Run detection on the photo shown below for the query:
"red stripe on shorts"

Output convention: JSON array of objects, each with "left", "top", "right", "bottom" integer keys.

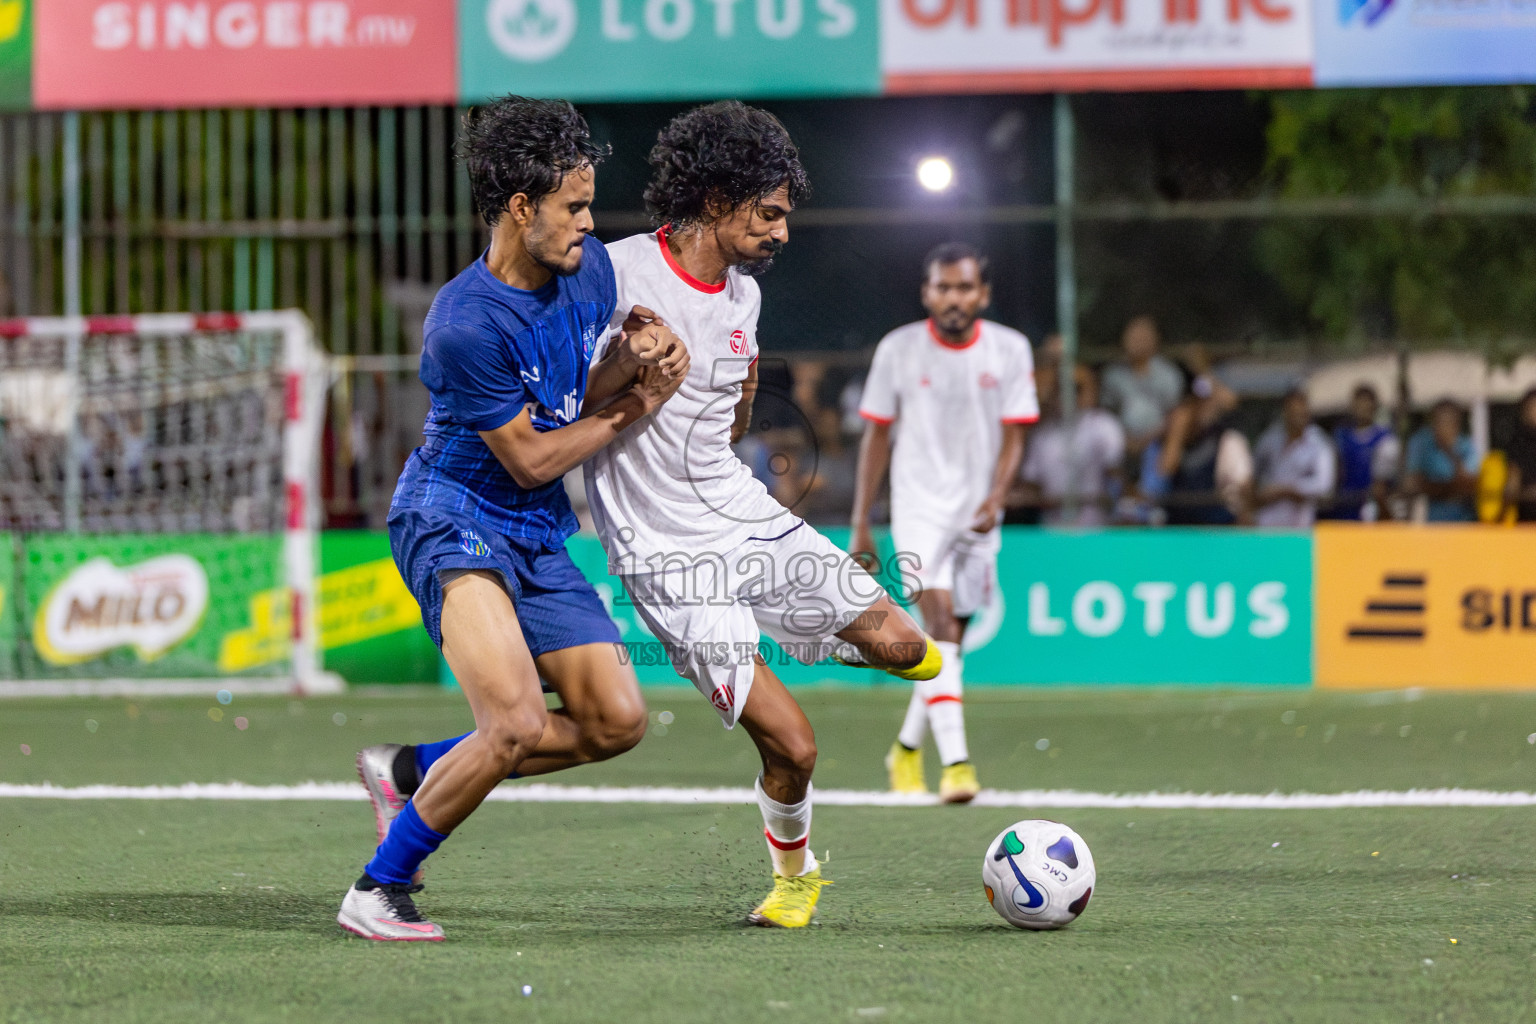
[{"left": 926, "top": 695, "right": 963, "bottom": 706}]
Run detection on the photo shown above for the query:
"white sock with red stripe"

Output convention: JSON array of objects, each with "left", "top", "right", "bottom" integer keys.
[
  {"left": 927, "top": 641, "right": 969, "bottom": 766},
  {"left": 755, "top": 774, "right": 818, "bottom": 877},
  {"left": 897, "top": 687, "right": 928, "bottom": 750}
]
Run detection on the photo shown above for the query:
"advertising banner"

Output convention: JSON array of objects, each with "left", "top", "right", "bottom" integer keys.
[
  {"left": 317, "top": 531, "right": 439, "bottom": 684},
  {"left": 965, "top": 528, "right": 1312, "bottom": 684},
  {"left": 460, "top": 0, "right": 880, "bottom": 102},
  {"left": 0, "top": 533, "right": 15, "bottom": 678},
  {"left": 1313, "top": 0, "right": 1536, "bottom": 87},
  {"left": 0, "top": 0, "right": 29, "bottom": 110},
  {"left": 34, "top": 0, "right": 457, "bottom": 110},
  {"left": 562, "top": 527, "right": 1312, "bottom": 688},
  {"left": 1315, "top": 524, "right": 1536, "bottom": 689},
  {"left": 881, "top": 0, "right": 1313, "bottom": 93},
  {"left": 18, "top": 533, "right": 285, "bottom": 679}
]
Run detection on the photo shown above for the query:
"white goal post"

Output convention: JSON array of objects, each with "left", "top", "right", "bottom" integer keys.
[{"left": 0, "top": 310, "right": 341, "bottom": 696}]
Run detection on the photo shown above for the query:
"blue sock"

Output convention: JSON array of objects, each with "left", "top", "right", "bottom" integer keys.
[
  {"left": 364, "top": 801, "right": 447, "bottom": 885},
  {"left": 413, "top": 732, "right": 521, "bottom": 784},
  {"left": 414, "top": 732, "right": 472, "bottom": 779}
]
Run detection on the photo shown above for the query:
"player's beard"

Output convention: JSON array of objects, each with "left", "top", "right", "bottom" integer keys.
[
  {"left": 527, "top": 226, "right": 584, "bottom": 278},
  {"left": 737, "top": 239, "right": 784, "bottom": 277},
  {"left": 933, "top": 308, "right": 977, "bottom": 336}
]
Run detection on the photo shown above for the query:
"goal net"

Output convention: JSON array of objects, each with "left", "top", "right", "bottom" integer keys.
[{"left": 0, "top": 311, "right": 338, "bottom": 696}]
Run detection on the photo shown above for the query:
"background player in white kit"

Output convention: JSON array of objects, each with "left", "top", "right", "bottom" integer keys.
[
  {"left": 587, "top": 102, "right": 942, "bottom": 928},
  {"left": 850, "top": 243, "right": 1038, "bottom": 803}
]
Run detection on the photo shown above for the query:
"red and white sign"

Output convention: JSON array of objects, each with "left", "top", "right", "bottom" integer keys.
[
  {"left": 881, "top": 0, "right": 1313, "bottom": 93},
  {"left": 35, "top": 0, "right": 456, "bottom": 109}
]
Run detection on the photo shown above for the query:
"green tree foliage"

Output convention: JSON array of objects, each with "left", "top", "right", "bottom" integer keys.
[{"left": 1259, "top": 87, "right": 1536, "bottom": 348}]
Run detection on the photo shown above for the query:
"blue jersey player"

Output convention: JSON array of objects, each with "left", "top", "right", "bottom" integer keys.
[{"left": 337, "top": 96, "right": 689, "bottom": 942}]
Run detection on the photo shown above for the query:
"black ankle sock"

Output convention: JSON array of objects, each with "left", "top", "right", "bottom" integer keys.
[{"left": 392, "top": 745, "right": 422, "bottom": 797}]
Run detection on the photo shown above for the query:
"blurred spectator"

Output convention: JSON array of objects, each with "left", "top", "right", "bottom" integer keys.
[
  {"left": 1019, "top": 365, "right": 1125, "bottom": 526},
  {"left": 1100, "top": 315, "right": 1184, "bottom": 459},
  {"left": 1328, "top": 383, "right": 1399, "bottom": 521},
  {"left": 1252, "top": 389, "right": 1336, "bottom": 528},
  {"left": 1150, "top": 364, "right": 1249, "bottom": 525},
  {"left": 1503, "top": 387, "right": 1536, "bottom": 522},
  {"left": 1403, "top": 399, "right": 1479, "bottom": 522}
]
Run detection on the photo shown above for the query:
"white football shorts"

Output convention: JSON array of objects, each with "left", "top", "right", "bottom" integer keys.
[
  {"left": 890, "top": 515, "right": 1000, "bottom": 619},
  {"left": 620, "top": 522, "right": 884, "bottom": 728}
]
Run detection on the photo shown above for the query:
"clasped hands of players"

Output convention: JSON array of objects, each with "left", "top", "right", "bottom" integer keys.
[{"left": 618, "top": 304, "right": 691, "bottom": 413}]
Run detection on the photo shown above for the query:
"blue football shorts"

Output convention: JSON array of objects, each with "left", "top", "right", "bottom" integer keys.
[{"left": 388, "top": 506, "right": 621, "bottom": 657}]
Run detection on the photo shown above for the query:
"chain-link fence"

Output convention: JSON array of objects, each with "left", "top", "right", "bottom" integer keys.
[{"left": 3, "top": 90, "right": 1532, "bottom": 527}]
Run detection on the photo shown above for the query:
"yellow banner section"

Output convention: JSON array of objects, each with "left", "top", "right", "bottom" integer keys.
[
  {"left": 217, "top": 558, "right": 422, "bottom": 673},
  {"left": 1315, "top": 524, "right": 1536, "bottom": 689},
  {"left": 317, "top": 558, "right": 422, "bottom": 650}
]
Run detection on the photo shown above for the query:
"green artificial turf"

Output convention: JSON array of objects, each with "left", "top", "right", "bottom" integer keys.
[{"left": 4, "top": 687, "right": 1536, "bottom": 1022}]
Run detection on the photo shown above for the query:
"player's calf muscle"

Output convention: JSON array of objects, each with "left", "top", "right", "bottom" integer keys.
[{"left": 840, "top": 597, "right": 928, "bottom": 668}]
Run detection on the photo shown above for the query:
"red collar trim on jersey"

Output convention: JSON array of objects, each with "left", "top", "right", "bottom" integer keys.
[
  {"left": 927, "top": 319, "right": 981, "bottom": 350},
  {"left": 656, "top": 225, "right": 727, "bottom": 294}
]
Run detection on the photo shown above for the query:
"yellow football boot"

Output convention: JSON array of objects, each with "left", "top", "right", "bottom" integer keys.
[
  {"left": 885, "top": 741, "right": 928, "bottom": 794},
  {"left": 939, "top": 762, "right": 980, "bottom": 804},
  {"left": 887, "top": 636, "right": 943, "bottom": 681},
  {"left": 747, "top": 868, "right": 830, "bottom": 928}
]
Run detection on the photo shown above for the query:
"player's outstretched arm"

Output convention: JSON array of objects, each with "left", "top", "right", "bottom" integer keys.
[
  {"left": 480, "top": 377, "right": 677, "bottom": 490},
  {"left": 585, "top": 307, "right": 689, "bottom": 412},
  {"left": 850, "top": 419, "right": 893, "bottom": 563}
]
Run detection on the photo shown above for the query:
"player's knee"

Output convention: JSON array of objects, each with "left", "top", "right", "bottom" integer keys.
[
  {"left": 483, "top": 706, "right": 547, "bottom": 769},
  {"left": 587, "top": 700, "right": 647, "bottom": 760},
  {"left": 778, "top": 731, "right": 818, "bottom": 783}
]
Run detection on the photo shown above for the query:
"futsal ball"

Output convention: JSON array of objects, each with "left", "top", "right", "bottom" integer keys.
[{"left": 982, "top": 819, "right": 1095, "bottom": 930}]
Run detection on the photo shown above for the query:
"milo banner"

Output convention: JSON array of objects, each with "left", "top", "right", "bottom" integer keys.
[
  {"left": 18, "top": 533, "right": 285, "bottom": 679},
  {"left": 9, "top": 531, "right": 439, "bottom": 683}
]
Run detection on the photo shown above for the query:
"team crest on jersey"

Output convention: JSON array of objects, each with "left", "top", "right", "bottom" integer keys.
[
  {"left": 581, "top": 323, "right": 598, "bottom": 359},
  {"left": 729, "top": 330, "right": 747, "bottom": 355},
  {"left": 979, "top": 372, "right": 1000, "bottom": 389},
  {"left": 458, "top": 529, "right": 492, "bottom": 558},
  {"left": 710, "top": 682, "right": 735, "bottom": 714}
]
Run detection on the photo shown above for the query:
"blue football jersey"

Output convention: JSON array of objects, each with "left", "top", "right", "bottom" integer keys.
[{"left": 390, "top": 236, "right": 616, "bottom": 547}]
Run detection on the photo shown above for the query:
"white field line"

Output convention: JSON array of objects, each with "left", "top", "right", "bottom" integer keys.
[{"left": 1, "top": 782, "right": 1536, "bottom": 809}]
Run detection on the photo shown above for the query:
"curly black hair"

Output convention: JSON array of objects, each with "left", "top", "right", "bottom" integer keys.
[
  {"left": 459, "top": 96, "right": 609, "bottom": 228},
  {"left": 644, "top": 101, "right": 809, "bottom": 228}
]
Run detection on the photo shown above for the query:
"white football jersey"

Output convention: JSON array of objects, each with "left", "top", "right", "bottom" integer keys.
[
  {"left": 860, "top": 318, "right": 1039, "bottom": 528},
  {"left": 585, "top": 230, "right": 795, "bottom": 573}
]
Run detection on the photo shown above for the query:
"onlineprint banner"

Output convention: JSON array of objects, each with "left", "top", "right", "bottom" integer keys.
[
  {"left": 460, "top": 0, "right": 880, "bottom": 101},
  {"left": 1313, "top": 0, "right": 1536, "bottom": 87},
  {"left": 34, "top": 0, "right": 457, "bottom": 109},
  {"left": 881, "top": 0, "right": 1314, "bottom": 93},
  {"left": 0, "top": 0, "right": 29, "bottom": 109},
  {"left": 1315, "top": 524, "right": 1536, "bottom": 689}
]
